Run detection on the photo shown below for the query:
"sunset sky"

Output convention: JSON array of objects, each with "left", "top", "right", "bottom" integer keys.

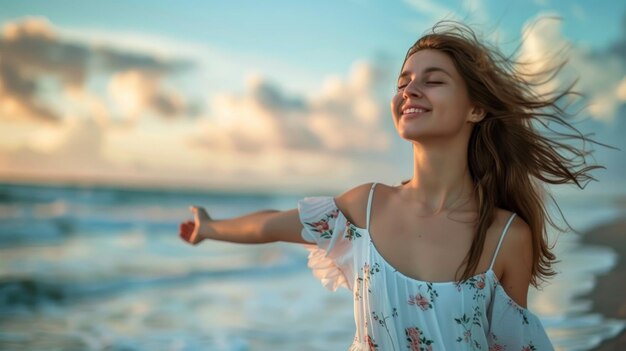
[{"left": 0, "top": 0, "right": 624, "bottom": 195}]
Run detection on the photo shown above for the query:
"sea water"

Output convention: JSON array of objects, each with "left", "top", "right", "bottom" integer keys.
[{"left": 0, "top": 182, "right": 624, "bottom": 351}]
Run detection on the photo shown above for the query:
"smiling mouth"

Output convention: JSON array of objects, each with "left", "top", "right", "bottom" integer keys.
[{"left": 402, "top": 107, "right": 430, "bottom": 118}]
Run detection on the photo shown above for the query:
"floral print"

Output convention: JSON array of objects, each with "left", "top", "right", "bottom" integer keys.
[
  {"left": 366, "top": 335, "right": 379, "bottom": 351},
  {"left": 355, "top": 262, "right": 382, "bottom": 299},
  {"left": 455, "top": 306, "right": 483, "bottom": 350},
  {"left": 354, "top": 280, "right": 363, "bottom": 301},
  {"left": 372, "top": 309, "right": 399, "bottom": 350},
  {"left": 408, "top": 283, "right": 439, "bottom": 311},
  {"left": 488, "top": 333, "right": 505, "bottom": 351},
  {"left": 507, "top": 298, "right": 530, "bottom": 325},
  {"left": 304, "top": 208, "right": 338, "bottom": 239},
  {"left": 457, "top": 273, "right": 487, "bottom": 301},
  {"left": 362, "top": 262, "right": 381, "bottom": 293},
  {"left": 405, "top": 327, "right": 434, "bottom": 351},
  {"left": 408, "top": 293, "right": 431, "bottom": 311},
  {"left": 299, "top": 196, "right": 553, "bottom": 351},
  {"left": 345, "top": 222, "right": 362, "bottom": 240}
]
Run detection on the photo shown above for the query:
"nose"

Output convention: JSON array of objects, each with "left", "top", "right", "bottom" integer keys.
[{"left": 402, "top": 80, "right": 423, "bottom": 99}]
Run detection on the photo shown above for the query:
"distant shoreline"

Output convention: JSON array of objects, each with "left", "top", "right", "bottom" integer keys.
[
  {"left": 581, "top": 215, "right": 626, "bottom": 350},
  {"left": 0, "top": 175, "right": 335, "bottom": 198}
]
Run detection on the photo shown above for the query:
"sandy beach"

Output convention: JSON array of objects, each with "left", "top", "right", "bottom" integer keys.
[{"left": 581, "top": 215, "right": 626, "bottom": 350}]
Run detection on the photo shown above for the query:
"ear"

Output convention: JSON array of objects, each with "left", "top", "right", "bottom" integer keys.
[{"left": 468, "top": 105, "right": 486, "bottom": 123}]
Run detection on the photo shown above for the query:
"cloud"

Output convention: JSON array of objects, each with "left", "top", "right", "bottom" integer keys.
[
  {"left": 519, "top": 15, "right": 626, "bottom": 123},
  {"left": 2, "top": 117, "right": 112, "bottom": 175},
  {"left": 108, "top": 70, "right": 187, "bottom": 121},
  {"left": 0, "top": 15, "right": 401, "bottom": 192},
  {"left": 0, "top": 16, "right": 197, "bottom": 124},
  {"left": 191, "top": 59, "right": 393, "bottom": 156}
]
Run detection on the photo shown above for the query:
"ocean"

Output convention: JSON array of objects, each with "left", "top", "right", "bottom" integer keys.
[{"left": 0, "top": 182, "right": 624, "bottom": 351}]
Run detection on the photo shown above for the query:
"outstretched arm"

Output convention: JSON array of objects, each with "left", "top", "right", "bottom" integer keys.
[{"left": 179, "top": 206, "right": 310, "bottom": 245}]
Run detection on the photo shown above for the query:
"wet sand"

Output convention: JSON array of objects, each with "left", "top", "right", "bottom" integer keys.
[{"left": 580, "top": 216, "right": 626, "bottom": 350}]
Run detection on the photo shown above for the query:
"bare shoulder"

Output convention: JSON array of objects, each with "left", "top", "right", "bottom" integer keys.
[
  {"left": 497, "top": 209, "right": 534, "bottom": 307},
  {"left": 498, "top": 210, "right": 533, "bottom": 256},
  {"left": 334, "top": 182, "right": 377, "bottom": 228}
]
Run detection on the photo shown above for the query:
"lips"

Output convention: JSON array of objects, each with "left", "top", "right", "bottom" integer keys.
[{"left": 401, "top": 104, "right": 431, "bottom": 118}]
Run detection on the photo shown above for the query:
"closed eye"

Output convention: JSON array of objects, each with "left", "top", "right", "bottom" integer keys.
[{"left": 426, "top": 81, "right": 443, "bottom": 85}]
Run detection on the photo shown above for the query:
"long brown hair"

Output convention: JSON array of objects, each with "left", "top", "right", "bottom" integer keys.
[{"left": 400, "top": 20, "right": 619, "bottom": 287}]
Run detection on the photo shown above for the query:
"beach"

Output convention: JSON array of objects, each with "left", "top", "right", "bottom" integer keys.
[
  {"left": 1, "top": 182, "right": 625, "bottom": 350},
  {"left": 583, "top": 215, "right": 626, "bottom": 350}
]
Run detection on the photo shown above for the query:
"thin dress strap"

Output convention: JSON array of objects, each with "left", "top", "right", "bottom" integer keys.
[
  {"left": 489, "top": 212, "right": 517, "bottom": 270},
  {"left": 366, "top": 182, "right": 377, "bottom": 231}
]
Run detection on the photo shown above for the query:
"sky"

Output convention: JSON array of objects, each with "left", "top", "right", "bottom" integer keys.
[{"left": 0, "top": 0, "right": 624, "bottom": 195}]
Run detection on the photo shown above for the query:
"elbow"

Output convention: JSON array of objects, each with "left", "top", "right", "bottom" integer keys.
[{"left": 258, "top": 210, "right": 281, "bottom": 243}]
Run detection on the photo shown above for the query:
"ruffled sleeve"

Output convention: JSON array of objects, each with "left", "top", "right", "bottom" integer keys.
[
  {"left": 298, "top": 196, "right": 354, "bottom": 292},
  {"left": 488, "top": 284, "right": 554, "bottom": 350}
]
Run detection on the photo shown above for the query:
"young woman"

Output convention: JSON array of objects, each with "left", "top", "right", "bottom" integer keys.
[{"left": 179, "top": 20, "right": 610, "bottom": 350}]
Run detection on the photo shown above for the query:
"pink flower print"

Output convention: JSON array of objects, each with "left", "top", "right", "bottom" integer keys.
[
  {"left": 408, "top": 293, "right": 431, "bottom": 311},
  {"left": 463, "top": 330, "right": 472, "bottom": 342},
  {"left": 406, "top": 327, "right": 434, "bottom": 350},
  {"left": 329, "top": 208, "right": 339, "bottom": 218},
  {"left": 473, "top": 274, "right": 486, "bottom": 289},
  {"left": 406, "top": 327, "right": 421, "bottom": 340},
  {"left": 312, "top": 219, "right": 329, "bottom": 233},
  {"left": 521, "top": 347, "right": 531, "bottom": 351},
  {"left": 366, "top": 335, "right": 378, "bottom": 351},
  {"left": 489, "top": 344, "right": 505, "bottom": 351},
  {"left": 406, "top": 327, "right": 421, "bottom": 350}
]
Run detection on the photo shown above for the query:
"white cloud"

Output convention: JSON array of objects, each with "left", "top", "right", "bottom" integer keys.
[
  {"left": 108, "top": 70, "right": 187, "bottom": 121},
  {"left": 0, "top": 16, "right": 196, "bottom": 125},
  {"left": 193, "top": 59, "right": 392, "bottom": 155},
  {"left": 519, "top": 15, "right": 626, "bottom": 123},
  {"left": 0, "top": 16, "right": 402, "bottom": 192},
  {"left": 617, "top": 77, "right": 626, "bottom": 101}
]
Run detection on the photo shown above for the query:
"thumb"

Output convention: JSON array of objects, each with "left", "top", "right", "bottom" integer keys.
[{"left": 189, "top": 206, "right": 211, "bottom": 220}]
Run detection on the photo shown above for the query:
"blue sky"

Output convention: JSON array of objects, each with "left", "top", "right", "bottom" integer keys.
[{"left": 0, "top": 0, "right": 624, "bottom": 195}]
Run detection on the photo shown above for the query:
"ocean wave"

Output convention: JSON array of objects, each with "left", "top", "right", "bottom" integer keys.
[
  {"left": 0, "top": 259, "right": 306, "bottom": 311},
  {"left": 0, "top": 278, "right": 66, "bottom": 309}
]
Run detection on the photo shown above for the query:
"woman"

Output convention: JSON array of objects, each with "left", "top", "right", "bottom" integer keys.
[{"left": 180, "top": 20, "right": 611, "bottom": 350}]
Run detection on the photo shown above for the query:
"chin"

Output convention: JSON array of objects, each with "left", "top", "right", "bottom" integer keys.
[{"left": 397, "top": 132, "right": 421, "bottom": 142}]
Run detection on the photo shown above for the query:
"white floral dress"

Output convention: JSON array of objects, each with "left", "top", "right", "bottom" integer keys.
[{"left": 298, "top": 182, "right": 554, "bottom": 351}]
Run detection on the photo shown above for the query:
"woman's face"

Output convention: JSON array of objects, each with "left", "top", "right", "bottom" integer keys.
[{"left": 391, "top": 49, "right": 480, "bottom": 143}]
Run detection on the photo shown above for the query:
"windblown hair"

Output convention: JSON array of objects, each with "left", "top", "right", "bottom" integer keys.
[{"left": 400, "top": 19, "right": 617, "bottom": 287}]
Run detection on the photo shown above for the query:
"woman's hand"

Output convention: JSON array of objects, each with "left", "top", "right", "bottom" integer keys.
[{"left": 179, "top": 206, "right": 214, "bottom": 245}]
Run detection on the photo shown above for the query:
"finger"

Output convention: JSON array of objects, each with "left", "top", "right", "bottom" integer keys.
[{"left": 180, "top": 230, "right": 191, "bottom": 242}]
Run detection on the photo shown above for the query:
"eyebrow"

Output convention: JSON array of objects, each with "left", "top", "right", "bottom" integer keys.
[{"left": 398, "top": 67, "right": 452, "bottom": 80}]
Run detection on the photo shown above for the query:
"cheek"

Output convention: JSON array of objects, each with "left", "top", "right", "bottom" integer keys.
[{"left": 390, "top": 94, "right": 403, "bottom": 115}]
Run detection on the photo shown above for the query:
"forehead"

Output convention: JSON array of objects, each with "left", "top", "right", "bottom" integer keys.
[{"left": 400, "top": 49, "right": 457, "bottom": 76}]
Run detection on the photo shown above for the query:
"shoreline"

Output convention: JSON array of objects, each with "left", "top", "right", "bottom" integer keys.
[{"left": 579, "top": 215, "right": 626, "bottom": 350}]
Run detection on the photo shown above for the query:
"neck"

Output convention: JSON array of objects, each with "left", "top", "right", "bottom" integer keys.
[{"left": 401, "top": 141, "right": 477, "bottom": 216}]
